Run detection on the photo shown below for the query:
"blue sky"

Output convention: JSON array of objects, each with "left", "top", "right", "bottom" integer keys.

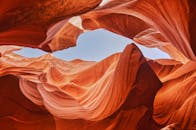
[{"left": 15, "top": 29, "right": 170, "bottom": 61}]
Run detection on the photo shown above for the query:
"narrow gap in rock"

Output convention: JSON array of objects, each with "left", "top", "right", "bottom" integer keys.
[{"left": 14, "top": 29, "right": 170, "bottom": 61}]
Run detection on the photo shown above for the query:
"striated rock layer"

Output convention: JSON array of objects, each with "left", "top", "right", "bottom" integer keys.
[
  {"left": 0, "top": 45, "right": 195, "bottom": 129},
  {"left": 0, "top": 0, "right": 102, "bottom": 51},
  {"left": 148, "top": 59, "right": 196, "bottom": 129},
  {"left": 0, "top": 44, "right": 163, "bottom": 130},
  {"left": 0, "top": 0, "right": 195, "bottom": 129},
  {"left": 0, "top": 0, "right": 195, "bottom": 63},
  {"left": 0, "top": 75, "right": 55, "bottom": 130},
  {"left": 80, "top": 0, "right": 196, "bottom": 62}
]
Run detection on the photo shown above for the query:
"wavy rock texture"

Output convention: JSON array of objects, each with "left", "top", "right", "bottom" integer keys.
[
  {"left": 0, "top": 0, "right": 101, "bottom": 51},
  {"left": 0, "top": 0, "right": 195, "bottom": 130},
  {"left": 0, "top": 75, "right": 55, "bottom": 130},
  {"left": 45, "top": 0, "right": 195, "bottom": 63},
  {"left": 80, "top": 0, "right": 196, "bottom": 63},
  {"left": 0, "top": 45, "right": 22, "bottom": 57},
  {"left": 0, "top": 44, "right": 163, "bottom": 130},
  {"left": 148, "top": 59, "right": 196, "bottom": 129},
  {"left": 0, "top": 0, "right": 195, "bottom": 63}
]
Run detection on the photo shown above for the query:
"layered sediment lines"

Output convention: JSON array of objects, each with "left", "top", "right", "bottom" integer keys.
[
  {"left": 148, "top": 59, "right": 196, "bottom": 129},
  {"left": 0, "top": 45, "right": 194, "bottom": 129},
  {"left": 0, "top": 0, "right": 195, "bottom": 129},
  {"left": 0, "top": 44, "right": 162, "bottom": 129},
  {"left": 0, "top": 0, "right": 195, "bottom": 62},
  {"left": 80, "top": 0, "right": 196, "bottom": 62},
  {"left": 0, "top": 0, "right": 101, "bottom": 51}
]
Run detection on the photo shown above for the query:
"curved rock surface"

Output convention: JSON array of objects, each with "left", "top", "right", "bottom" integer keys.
[
  {"left": 0, "top": 0, "right": 195, "bottom": 130},
  {"left": 0, "top": 0, "right": 195, "bottom": 63},
  {"left": 0, "top": 0, "right": 101, "bottom": 51},
  {"left": 148, "top": 59, "right": 196, "bottom": 129},
  {"left": 0, "top": 75, "right": 55, "bottom": 130},
  {"left": 80, "top": 0, "right": 196, "bottom": 62},
  {"left": 0, "top": 44, "right": 163, "bottom": 129}
]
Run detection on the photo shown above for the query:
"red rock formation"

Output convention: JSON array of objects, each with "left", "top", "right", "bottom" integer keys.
[
  {"left": 0, "top": 0, "right": 195, "bottom": 63},
  {"left": 0, "top": 0, "right": 195, "bottom": 129},
  {"left": 0, "top": 75, "right": 55, "bottom": 130},
  {"left": 148, "top": 59, "right": 196, "bottom": 129},
  {"left": 0, "top": 44, "right": 162, "bottom": 130},
  {"left": 0, "top": 0, "right": 101, "bottom": 51},
  {"left": 0, "top": 45, "right": 22, "bottom": 57},
  {"left": 188, "top": 0, "right": 196, "bottom": 56},
  {"left": 80, "top": 0, "right": 196, "bottom": 62}
]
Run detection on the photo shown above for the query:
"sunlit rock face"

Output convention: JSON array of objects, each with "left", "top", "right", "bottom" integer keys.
[
  {"left": 0, "top": 0, "right": 195, "bottom": 130},
  {"left": 81, "top": 0, "right": 196, "bottom": 63},
  {"left": 0, "top": 44, "right": 162, "bottom": 130},
  {"left": 0, "top": 0, "right": 195, "bottom": 62}
]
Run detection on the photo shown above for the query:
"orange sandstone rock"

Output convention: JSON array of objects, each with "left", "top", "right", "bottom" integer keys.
[
  {"left": 0, "top": 44, "right": 162, "bottom": 130},
  {"left": 0, "top": 0, "right": 195, "bottom": 129},
  {"left": 0, "top": 0, "right": 195, "bottom": 63},
  {"left": 149, "top": 59, "right": 196, "bottom": 129},
  {"left": 0, "top": 0, "right": 101, "bottom": 51}
]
